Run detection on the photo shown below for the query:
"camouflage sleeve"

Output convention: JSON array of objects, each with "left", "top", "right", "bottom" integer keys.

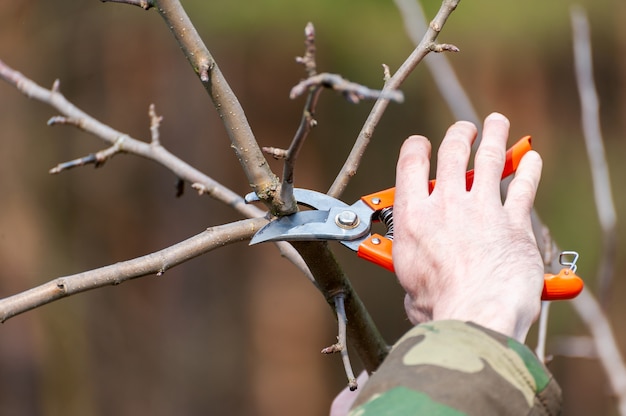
[{"left": 348, "top": 320, "right": 561, "bottom": 416}]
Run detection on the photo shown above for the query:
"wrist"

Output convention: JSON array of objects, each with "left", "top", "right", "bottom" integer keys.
[{"left": 431, "top": 297, "right": 539, "bottom": 342}]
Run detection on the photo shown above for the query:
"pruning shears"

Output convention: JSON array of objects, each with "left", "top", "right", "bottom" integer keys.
[{"left": 245, "top": 136, "right": 584, "bottom": 301}]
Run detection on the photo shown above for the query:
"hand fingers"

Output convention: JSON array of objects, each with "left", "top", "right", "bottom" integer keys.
[
  {"left": 472, "top": 113, "right": 510, "bottom": 196},
  {"left": 504, "top": 150, "right": 543, "bottom": 221},
  {"left": 395, "top": 135, "right": 432, "bottom": 205},
  {"left": 434, "top": 121, "right": 477, "bottom": 194}
]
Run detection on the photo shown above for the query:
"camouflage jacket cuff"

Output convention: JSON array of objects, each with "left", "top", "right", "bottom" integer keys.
[{"left": 349, "top": 320, "right": 562, "bottom": 416}]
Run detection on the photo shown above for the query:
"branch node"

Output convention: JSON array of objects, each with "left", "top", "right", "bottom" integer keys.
[
  {"left": 295, "top": 22, "right": 317, "bottom": 77},
  {"left": 51, "top": 79, "right": 60, "bottom": 93},
  {"left": 382, "top": 64, "right": 391, "bottom": 83},
  {"left": 148, "top": 103, "right": 163, "bottom": 146},
  {"left": 262, "top": 146, "right": 288, "bottom": 160},
  {"left": 191, "top": 183, "right": 208, "bottom": 195},
  {"left": 199, "top": 60, "right": 212, "bottom": 83},
  {"left": 428, "top": 42, "right": 460, "bottom": 53},
  {"left": 321, "top": 342, "right": 344, "bottom": 354}
]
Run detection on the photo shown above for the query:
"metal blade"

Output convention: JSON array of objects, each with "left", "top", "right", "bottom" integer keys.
[
  {"left": 244, "top": 189, "right": 348, "bottom": 211},
  {"left": 250, "top": 204, "right": 372, "bottom": 245}
]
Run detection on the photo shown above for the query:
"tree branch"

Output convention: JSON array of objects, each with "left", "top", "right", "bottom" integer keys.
[
  {"left": 0, "top": 218, "right": 267, "bottom": 323},
  {"left": 152, "top": 0, "right": 295, "bottom": 214},
  {"left": 570, "top": 6, "right": 617, "bottom": 307},
  {"left": 322, "top": 294, "right": 358, "bottom": 391},
  {"left": 0, "top": 58, "right": 315, "bottom": 291},
  {"left": 393, "top": 0, "right": 480, "bottom": 127},
  {"left": 101, "top": 0, "right": 154, "bottom": 10},
  {"left": 328, "top": 0, "right": 461, "bottom": 197},
  {"left": 0, "top": 59, "right": 258, "bottom": 218},
  {"left": 290, "top": 73, "right": 404, "bottom": 104}
]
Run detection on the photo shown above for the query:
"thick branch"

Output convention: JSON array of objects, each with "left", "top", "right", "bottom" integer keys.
[
  {"left": 328, "top": 0, "right": 460, "bottom": 197},
  {"left": 0, "top": 218, "right": 267, "bottom": 323},
  {"left": 152, "top": 0, "right": 295, "bottom": 214}
]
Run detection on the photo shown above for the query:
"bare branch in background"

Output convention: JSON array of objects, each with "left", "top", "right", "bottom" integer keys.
[
  {"left": 393, "top": 0, "right": 480, "bottom": 127},
  {"left": 328, "top": 0, "right": 461, "bottom": 197},
  {"left": 570, "top": 6, "right": 618, "bottom": 307},
  {"left": 571, "top": 290, "right": 626, "bottom": 414},
  {"left": 568, "top": 7, "right": 626, "bottom": 412},
  {"left": 0, "top": 218, "right": 268, "bottom": 323}
]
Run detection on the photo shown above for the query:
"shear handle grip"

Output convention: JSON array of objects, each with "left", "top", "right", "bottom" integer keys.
[
  {"left": 359, "top": 237, "right": 584, "bottom": 301},
  {"left": 357, "top": 234, "right": 394, "bottom": 272},
  {"left": 542, "top": 269, "right": 584, "bottom": 300},
  {"left": 361, "top": 135, "right": 533, "bottom": 210}
]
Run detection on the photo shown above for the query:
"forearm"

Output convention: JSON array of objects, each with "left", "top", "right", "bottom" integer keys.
[{"left": 348, "top": 320, "right": 561, "bottom": 415}]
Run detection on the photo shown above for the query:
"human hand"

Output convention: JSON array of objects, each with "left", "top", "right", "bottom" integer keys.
[{"left": 392, "top": 113, "right": 544, "bottom": 342}]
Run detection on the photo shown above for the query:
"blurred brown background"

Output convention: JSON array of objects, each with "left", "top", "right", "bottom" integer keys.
[{"left": 0, "top": 1, "right": 625, "bottom": 415}]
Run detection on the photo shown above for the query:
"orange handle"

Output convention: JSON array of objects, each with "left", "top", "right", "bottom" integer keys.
[
  {"left": 361, "top": 136, "right": 533, "bottom": 210},
  {"left": 542, "top": 269, "right": 584, "bottom": 300},
  {"left": 357, "top": 234, "right": 395, "bottom": 272}
]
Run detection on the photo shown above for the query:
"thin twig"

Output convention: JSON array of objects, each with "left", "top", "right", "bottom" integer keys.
[
  {"left": 571, "top": 6, "right": 617, "bottom": 306},
  {"left": 49, "top": 139, "right": 123, "bottom": 173},
  {"left": 322, "top": 294, "right": 358, "bottom": 391},
  {"left": 0, "top": 59, "right": 256, "bottom": 218},
  {"left": 328, "top": 0, "right": 461, "bottom": 197},
  {"left": 290, "top": 73, "right": 404, "bottom": 104},
  {"left": 0, "top": 218, "right": 267, "bottom": 323},
  {"left": 148, "top": 103, "right": 163, "bottom": 145},
  {"left": 296, "top": 22, "right": 317, "bottom": 78},
  {"left": 281, "top": 87, "right": 323, "bottom": 205},
  {"left": 278, "top": 24, "right": 324, "bottom": 205},
  {"left": 101, "top": 0, "right": 154, "bottom": 10},
  {"left": 291, "top": 241, "right": 389, "bottom": 373}
]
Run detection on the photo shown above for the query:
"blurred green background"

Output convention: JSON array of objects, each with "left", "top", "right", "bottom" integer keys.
[{"left": 1, "top": 0, "right": 625, "bottom": 415}]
